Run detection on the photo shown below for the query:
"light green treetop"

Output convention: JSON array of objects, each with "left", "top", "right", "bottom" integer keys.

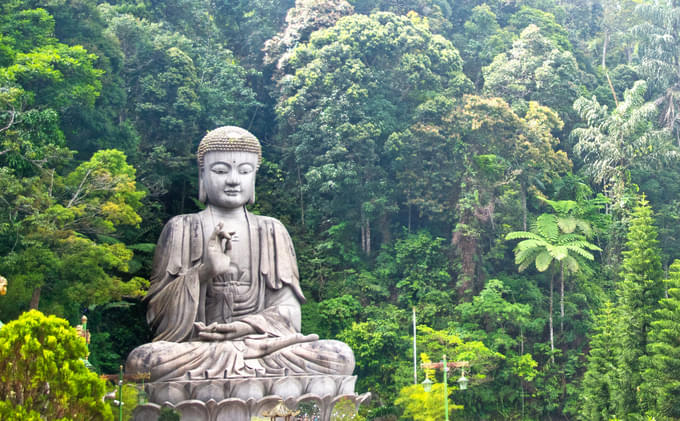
[{"left": 0, "top": 310, "right": 113, "bottom": 420}]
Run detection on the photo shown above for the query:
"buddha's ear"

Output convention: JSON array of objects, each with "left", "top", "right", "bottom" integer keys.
[
  {"left": 248, "top": 176, "right": 256, "bottom": 205},
  {"left": 198, "top": 167, "right": 207, "bottom": 204}
]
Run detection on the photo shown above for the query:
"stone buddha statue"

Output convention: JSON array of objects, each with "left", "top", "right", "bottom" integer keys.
[{"left": 126, "top": 126, "right": 355, "bottom": 383}]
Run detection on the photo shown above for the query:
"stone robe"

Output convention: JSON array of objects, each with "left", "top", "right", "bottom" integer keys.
[{"left": 126, "top": 212, "right": 354, "bottom": 382}]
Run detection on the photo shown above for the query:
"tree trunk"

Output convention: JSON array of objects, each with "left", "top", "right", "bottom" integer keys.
[
  {"left": 30, "top": 286, "right": 41, "bottom": 309},
  {"left": 408, "top": 204, "right": 412, "bottom": 234},
  {"left": 549, "top": 276, "right": 555, "bottom": 363},
  {"left": 520, "top": 181, "right": 527, "bottom": 231},
  {"left": 601, "top": 30, "right": 609, "bottom": 69},
  {"left": 366, "top": 216, "right": 371, "bottom": 255},
  {"left": 380, "top": 213, "right": 391, "bottom": 245},
  {"left": 560, "top": 263, "right": 565, "bottom": 334},
  {"left": 297, "top": 166, "right": 305, "bottom": 226}
]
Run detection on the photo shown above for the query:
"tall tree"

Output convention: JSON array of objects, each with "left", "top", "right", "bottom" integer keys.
[
  {"left": 579, "top": 302, "right": 619, "bottom": 421},
  {"left": 634, "top": 0, "right": 680, "bottom": 144},
  {"left": 483, "top": 24, "right": 581, "bottom": 127},
  {"left": 506, "top": 210, "right": 600, "bottom": 359},
  {"left": 0, "top": 149, "right": 146, "bottom": 319},
  {"left": 99, "top": 5, "right": 258, "bottom": 214},
  {"left": 613, "top": 194, "right": 664, "bottom": 418},
  {"left": 263, "top": 0, "right": 354, "bottom": 74},
  {"left": 572, "top": 80, "right": 678, "bottom": 212},
  {"left": 276, "top": 12, "right": 471, "bottom": 253},
  {"left": 386, "top": 96, "right": 570, "bottom": 295},
  {"left": 641, "top": 259, "right": 680, "bottom": 419}
]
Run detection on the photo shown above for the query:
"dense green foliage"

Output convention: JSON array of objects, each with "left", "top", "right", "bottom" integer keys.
[
  {"left": 2, "top": 0, "right": 680, "bottom": 419},
  {"left": 0, "top": 310, "right": 112, "bottom": 420}
]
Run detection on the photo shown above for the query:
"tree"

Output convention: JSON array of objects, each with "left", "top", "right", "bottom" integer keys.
[
  {"left": 579, "top": 302, "right": 619, "bottom": 421},
  {"left": 455, "top": 279, "right": 538, "bottom": 418},
  {"left": 373, "top": 231, "right": 452, "bottom": 317},
  {"left": 210, "top": 0, "right": 295, "bottom": 66},
  {"left": 99, "top": 5, "right": 259, "bottom": 215},
  {"left": 572, "top": 80, "right": 678, "bottom": 212},
  {"left": 0, "top": 149, "right": 146, "bottom": 320},
  {"left": 506, "top": 209, "right": 600, "bottom": 359},
  {"left": 276, "top": 12, "right": 471, "bottom": 253},
  {"left": 338, "top": 318, "right": 408, "bottom": 408},
  {"left": 263, "top": 0, "right": 354, "bottom": 74},
  {"left": 641, "top": 260, "right": 680, "bottom": 419},
  {"left": 386, "top": 95, "right": 570, "bottom": 295},
  {"left": 0, "top": 310, "right": 113, "bottom": 420},
  {"left": 634, "top": 0, "right": 680, "bottom": 144},
  {"left": 452, "top": 4, "right": 513, "bottom": 87},
  {"left": 0, "top": 4, "right": 103, "bottom": 176},
  {"left": 396, "top": 327, "right": 503, "bottom": 420},
  {"left": 483, "top": 24, "right": 581, "bottom": 126},
  {"left": 613, "top": 194, "right": 664, "bottom": 418},
  {"left": 396, "top": 381, "right": 462, "bottom": 421}
]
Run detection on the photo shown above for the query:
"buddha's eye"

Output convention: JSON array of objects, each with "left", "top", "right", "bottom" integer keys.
[
  {"left": 238, "top": 164, "right": 254, "bottom": 174},
  {"left": 210, "top": 164, "right": 230, "bottom": 174}
]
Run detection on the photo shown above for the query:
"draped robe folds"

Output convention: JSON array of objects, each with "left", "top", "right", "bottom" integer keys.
[{"left": 126, "top": 212, "right": 355, "bottom": 382}]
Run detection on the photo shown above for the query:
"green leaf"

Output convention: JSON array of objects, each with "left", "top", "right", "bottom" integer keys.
[{"left": 535, "top": 250, "right": 553, "bottom": 272}]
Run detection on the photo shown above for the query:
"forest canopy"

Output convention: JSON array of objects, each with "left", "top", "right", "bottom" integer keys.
[{"left": 2, "top": 0, "right": 680, "bottom": 419}]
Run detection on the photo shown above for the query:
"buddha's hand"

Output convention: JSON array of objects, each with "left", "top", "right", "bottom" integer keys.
[
  {"left": 199, "top": 222, "right": 234, "bottom": 280},
  {"left": 194, "top": 321, "right": 255, "bottom": 341},
  {"left": 244, "top": 334, "right": 319, "bottom": 358}
]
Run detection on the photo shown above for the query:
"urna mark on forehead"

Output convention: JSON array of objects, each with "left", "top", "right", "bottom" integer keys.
[{"left": 197, "top": 126, "right": 262, "bottom": 169}]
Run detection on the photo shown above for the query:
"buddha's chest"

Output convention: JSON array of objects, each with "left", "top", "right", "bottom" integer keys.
[{"left": 202, "top": 220, "right": 259, "bottom": 324}]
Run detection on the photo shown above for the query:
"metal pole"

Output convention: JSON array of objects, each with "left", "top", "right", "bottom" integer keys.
[
  {"left": 443, "top": 354, "right": 448, "bottom": 421},
  {"left": 118, "top": 365, "right": 123, "bottom": 421},
  {"left": 82, "top": 316, "right": 88, "bottom": 357},
  {"left": 413, "top": 307, "right": 417, "bottom": 384}
]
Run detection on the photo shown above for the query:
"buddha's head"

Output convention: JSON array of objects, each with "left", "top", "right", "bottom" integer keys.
[
  {"left": 0, "top": 275, "right": 6, "bottom": 296},
  {"left": 197, "top": 126, "right": 262, "bottom": 209}
]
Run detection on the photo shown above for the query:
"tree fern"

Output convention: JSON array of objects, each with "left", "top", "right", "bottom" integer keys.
[{"left": 506, "top": 205, "right": 601, "bottom": 356}]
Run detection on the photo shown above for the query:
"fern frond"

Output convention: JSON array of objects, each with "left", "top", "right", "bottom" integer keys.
[
  {"left": 535, "top": 251, "right": 553, "bottom": 272},
  {"left": 564, "top": 244, "right": 595, "bottom": 260},
  {"left": 534, "top": 214, "right": 559, "bottom": 242},
  {"left": 506, "top": 231, "right": 542, "bottom": 241}
]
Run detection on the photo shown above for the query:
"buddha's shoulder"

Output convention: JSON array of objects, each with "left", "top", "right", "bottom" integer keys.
[
  {"left": 248, "top": 213, "right": 289, "bottom": 231},
  {"left": 163, "top": 213, "right": 203, "bottom": 229}
]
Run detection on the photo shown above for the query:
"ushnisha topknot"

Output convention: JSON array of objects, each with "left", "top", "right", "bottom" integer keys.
[{"left": 197, "top": 126, "right": 262, "bottom": 168}]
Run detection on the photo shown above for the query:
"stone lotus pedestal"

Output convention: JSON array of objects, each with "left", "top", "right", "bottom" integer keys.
[{"left": 132, "top": 375, "right": 370, "bottom": 421}]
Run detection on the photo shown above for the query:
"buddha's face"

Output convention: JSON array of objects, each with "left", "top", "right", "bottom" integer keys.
[
  {"left": 0, "top": 276, "right": 6, "bottom": 296},
  {"left": 201, "top": 151, "right": 257, "bottom": 209}
]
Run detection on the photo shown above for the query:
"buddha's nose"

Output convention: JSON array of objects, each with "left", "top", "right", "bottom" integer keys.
[{"left": 225, "top": 173, "right": 239, "bottom": 186}]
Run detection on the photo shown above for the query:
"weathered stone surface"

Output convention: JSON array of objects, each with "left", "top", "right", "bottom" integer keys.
[
  {"left": 126, "top": 127, "right": 368, "bottom": 420},
  {"left": 132, "top": 390, "right": 372, "bottom": 421},
  {"left": 143, "top": 375, "right": 357, "bottom": 403}
]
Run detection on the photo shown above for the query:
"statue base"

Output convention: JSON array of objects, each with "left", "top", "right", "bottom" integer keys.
[{"left": 132, "top": 375, "right": 370, "bottom": 420}]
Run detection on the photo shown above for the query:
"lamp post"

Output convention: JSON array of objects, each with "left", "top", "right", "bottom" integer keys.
[
  {"left": 118, "top": 365, "right": 124, "bottom": 421},
  {"left": 75, "top": 315, "right": 93, "bottom": 370},
  {"left": 0, "top": 275, "right": 6, "bottom": 328},
  {"left": 421, "top": 356, "right": 469, "bottom": 421}
]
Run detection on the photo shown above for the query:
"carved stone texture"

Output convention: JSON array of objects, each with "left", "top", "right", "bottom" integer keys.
[
  {"left": 125, "top": 127, "right": 365, "bottom": 420},
  {"left": 131, "top": 391, "right": 372, "bottom": 421},
  {"left": 144, "top": 375, "right": 356, "bottom": 403},
  {"left": 126, "top": 127, "right": 356, "bottom": 383}
]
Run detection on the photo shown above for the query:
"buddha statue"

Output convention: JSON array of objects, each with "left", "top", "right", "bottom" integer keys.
[{"left": 126, "top": 126, "right": 355, "bottom": 382}]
